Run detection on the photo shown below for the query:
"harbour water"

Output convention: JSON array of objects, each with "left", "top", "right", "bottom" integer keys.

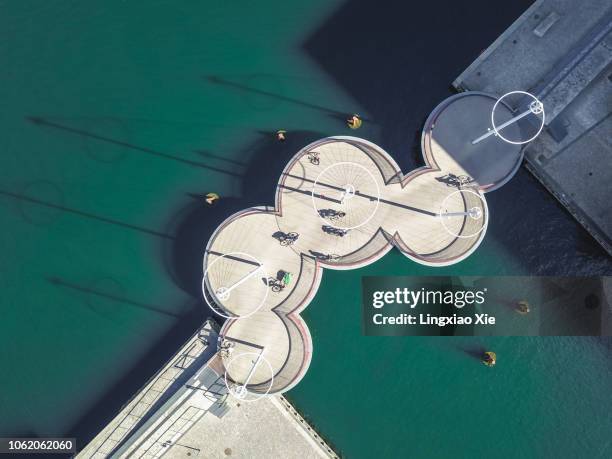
[{"left": 1, "top": 1, "right": 611, "bottom": 457}]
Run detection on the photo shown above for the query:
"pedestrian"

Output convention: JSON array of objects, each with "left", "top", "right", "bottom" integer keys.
[{"left": 347, "top": 114, "right": 362, "bottom": 129}]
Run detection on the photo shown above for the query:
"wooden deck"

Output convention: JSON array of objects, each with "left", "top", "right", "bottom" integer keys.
[{"left": 203, "top": 137, "right": 489, "bottom": 395}]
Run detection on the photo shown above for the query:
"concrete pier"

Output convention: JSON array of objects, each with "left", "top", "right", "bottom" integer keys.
[
  {"left": 453, "top": 0, "right": 612, "bottom": 255},
  {"left": 77, "top": 321, "right": 337, "bottom": 458}
]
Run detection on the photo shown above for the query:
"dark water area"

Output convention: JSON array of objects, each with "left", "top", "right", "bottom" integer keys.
[
  {"left": 301, "top": 0, "right": 612, "bottom": 277},
  {"left": 290, "top": 1, "right": 612, "bottom": 458},
  {"left": 1, "top": 1, "right": 611, "bottom": 458}
]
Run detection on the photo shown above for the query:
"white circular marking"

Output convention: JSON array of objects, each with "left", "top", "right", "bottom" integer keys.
[
  {"left": 224, "top": 351, "right": 274, "bottom": 402},
  {"left": 491, "top": 90, "right": 545, "bottom": 145},
  {"left": 312, "top": 161, "right": 380, "bottom": 230},
  {"left": 439, "top": 189, "right": 488, "bottom": 239},
  {"left": 202, "top": 251, "right": 268, "bottom": 320}
]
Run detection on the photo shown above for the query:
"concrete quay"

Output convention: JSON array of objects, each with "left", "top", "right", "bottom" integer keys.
[
  {"left": 453, "top": 0, "right": 612, "bottom": 255},
  {"left": 77, "top": 321, "right": 220, "bottom": 458},
  {"left": 77, "top": 320, "right": 337, "bottom": 458},
  {"left": 160, "top": 395, "right": 337, "bottom": 459}
]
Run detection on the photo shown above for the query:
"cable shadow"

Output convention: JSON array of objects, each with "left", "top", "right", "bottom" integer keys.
[
  {"left": 46, "top": 276, "right": 180, "bottom": 318},
  {"left": 206, "top": 250, "right": 261, "bottom": 267},
  {"left": 0, "top": 189, "right": 174, "bottom": 240},
  {"left": 194, "top": 149, "right": 247, "bottom": 167},
  {"left": 202, "top": 75, "right": 367, "bottom": 121},
  {"left": 25, "top": 116, "right": 242, "bottom": 177}
]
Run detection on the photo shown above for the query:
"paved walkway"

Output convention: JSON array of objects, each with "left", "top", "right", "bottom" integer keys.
[
  {"left": 162, "top": 396, "right": 335, "bottom": 459},
  {"left": 77, "top": 322, "right": 336, "bottom": 459}
]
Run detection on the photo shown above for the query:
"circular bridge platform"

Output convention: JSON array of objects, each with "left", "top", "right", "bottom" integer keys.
[
  {"left": 203, "top": 136, "right": 491, "bottom": 398},
  {"left": 422, "top": 92, "right": 524, "bottom": 192}
]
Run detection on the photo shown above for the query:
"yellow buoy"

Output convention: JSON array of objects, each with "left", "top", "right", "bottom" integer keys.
[
  {"left": 516, "top": 300, "right": 530, "bottom": 314},
  {"left": 347, "top": 114, "right": 362, "bottom": 129},
  {"left": 205, "top": 192, "right": 219, "bottom": 205},
  {"left": 482, "top": 351, "right": 496, "bottom": 367}
]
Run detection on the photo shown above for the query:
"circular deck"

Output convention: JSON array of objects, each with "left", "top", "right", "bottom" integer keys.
[
  {"left": 275, "top": 140, "right": 391, "bottom": 267},
  {"left": 422, "top": 92, "right": 524, "bottom": 192},
  {"left": 312, "top": 161, "right": 380, "bottom": 230},
  {"left": 203, "top": 136, "right": 490, "bottom": 396}
]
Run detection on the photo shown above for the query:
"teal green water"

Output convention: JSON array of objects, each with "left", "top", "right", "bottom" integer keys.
[
  {"left": 292, "top": 256, "right": 612, "bottom": 458},
  {"left": 1, "top": 1, "right": 611, "bottom": 458},
  {"left": 0, "top": 0, "right": 350, "bottom": 437}
]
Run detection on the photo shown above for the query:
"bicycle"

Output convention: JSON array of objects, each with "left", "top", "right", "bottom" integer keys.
[
  {"left": 267, "top": 277, "right": 285, "bottom": 292},
  {"left": 307, "top": 151, "right": 320, "bottom": 165},
  {"left": 456, "top": 175, "right": 474, "bottom": 188},
  {"left": 318, "top": 209, "right": 346, "bottom": 221},
  {"left": 278, "top": 232, "right": 299, "bottom": 246}
]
